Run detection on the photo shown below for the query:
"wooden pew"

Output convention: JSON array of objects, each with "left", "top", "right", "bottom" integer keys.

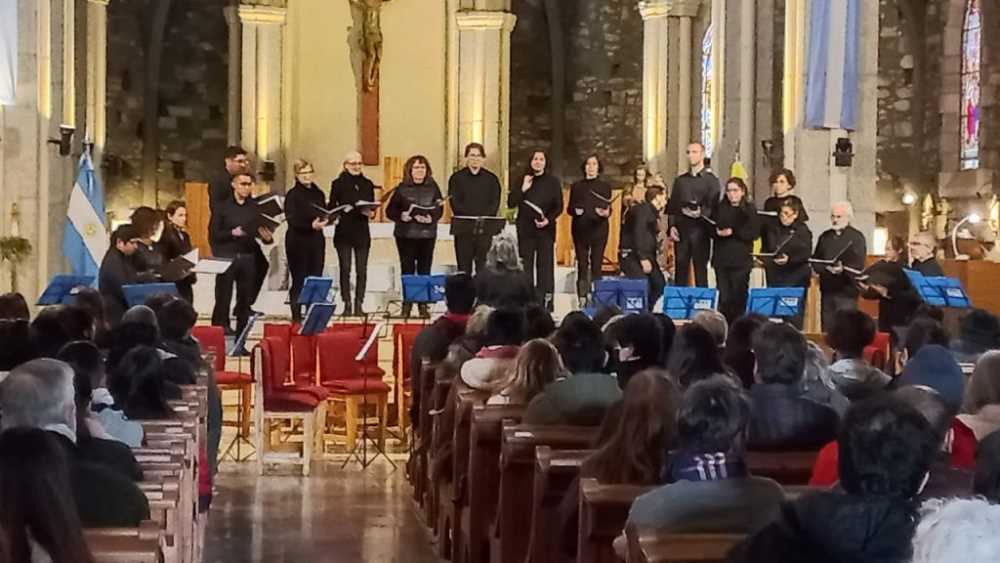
[
  {"left": 456, "top": 404, "right": 524, "bottom": 563},
  {"left": 425, "top": 375, "right": 456, "bottom": 531},
  {"left": 578, "top": 478, "right": 657, "bottom": 563},
  {"left": 625, "top": 525, "right": 745, "bottom": 563},
  {"left": 526, "top": 446, "right": 592, "bottom": 563},
  {"left": 410, "top": 361, "right": 437, "bottom": 509},
  {"left": 490, "top": 424, "right": 599, "bottom": 563},
  {"left": 86, "top": 520, "right": 166, "bottom": 563},
  {"left": 745, "top": 450, "right": 818, "bottom": 486},
  {"left": 437, "top": 389, "right": 486, "bottom": 559}
]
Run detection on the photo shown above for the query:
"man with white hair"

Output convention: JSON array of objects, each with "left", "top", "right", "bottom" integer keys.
[
  {"left": 812, "top": 201, "right": 867, "bottom": 331},
  {"left": 909, "top": 230, "right": 945, "bottom": 276},
  {"left": 330, "top": 150, "right": 377, "bottom": 316},
  {"left": 0, "top": 359, "right": 150, "bottom": 527}
]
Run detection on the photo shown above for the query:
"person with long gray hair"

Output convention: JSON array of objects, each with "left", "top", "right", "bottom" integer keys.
[{"left": 473, "top": 231, "right": 536, "bottom": 308}]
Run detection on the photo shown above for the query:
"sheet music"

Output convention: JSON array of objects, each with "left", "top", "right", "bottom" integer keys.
[
  {"left": 191, "top": 258, "right": 232, "bottom": 275},
  {"left": 523, "top": 200, "right": 545, "bottom": 217},
  {"left": 757, "top": 210, "right": 779, "bottom": 217}
]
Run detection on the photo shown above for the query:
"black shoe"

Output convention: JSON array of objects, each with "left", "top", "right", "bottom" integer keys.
[
  {"left": 232, "top": 346, "right": 251, "bottom": 357},
  {"left": 418, "top": 304, "right": 430, "bottom": 319},
  {"left": 402, "top": 303, "right": 413, "bottom": 318},
  {"left": 223, "top": 326, "right": 236, "bottom": 337},
  {"left": 341, "top": 303, "right": 353, "bottom": 317},
  {"left": 250, "top": 309, "right": 264, "bottom": 317},
  {"left": 354, "top": 301, "right": 366, "bottom": 316}
]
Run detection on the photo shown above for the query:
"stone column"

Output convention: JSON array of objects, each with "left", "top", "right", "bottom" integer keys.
[
  {"left": 85, "top": 0, "right": 109, "bottom": 165},
  {"left": 783, "top": 0, "right": 877, "bottom": 240},
  {"left": 639, "top": 0, "right": 669, "bottom": 175},
  {"left": 669, "top": 1, "right": 699, "bottom": 175},
  {"left": 453, "top": 10, "right": 517, "bottom": 189},
  {"left": 237, "top": 4, "right": 286, "bottom": 188},
  {"left": 717, "top": 0, "right": 756, "bottom": 196},
  {"left": 223, "top": 6, "right": 241, "bottom": 146}
]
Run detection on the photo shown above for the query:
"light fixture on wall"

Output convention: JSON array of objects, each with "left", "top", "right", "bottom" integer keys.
[
  {"left": 47, "top": 125, "right": 75, "bottom": 156},
  {"left": 902, "top": 192, "right": 917, "bottom": 206},
  {"left": 260, "top": 160, "right": 276, "bottom": 182},
  {"left": 833, "top": 137, "right": 854, "bottom": 167},
  {"left": 951, "top": 212, "right": 982, "bottom": 258}
]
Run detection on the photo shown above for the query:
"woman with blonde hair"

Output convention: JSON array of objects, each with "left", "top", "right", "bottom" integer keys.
[
  {"left": 284, "top": 158, "right": 328, "bottom": 322},
  {"left": 474, "top": 231, "right": 536, "bottom": 308},
  {"left": 488, "top": 338, "right": 565, "bottom": 405}
]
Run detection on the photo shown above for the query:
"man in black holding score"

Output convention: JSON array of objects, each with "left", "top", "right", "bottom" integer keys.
[
  {"left": 667, "top": 143, "right": 720, "bottom": 287},
  {"left": 621, "top": 185, "right": 668, "bottom": 310},
  {"left": 812, "top": 201, "right": 867, "bottom": 331},
  {"left": 448, "top": 143, "right": 501, "bottom": 275}
]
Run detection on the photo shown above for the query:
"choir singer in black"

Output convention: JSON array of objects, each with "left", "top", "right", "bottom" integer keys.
[
  {"left": 620, "top": 185, "right": 667, "bottom": 310},
  {"left": 568, "top": 155, "right": 612, "bottom": 305},
  {"left": 160, "top": 200, "right": 196, "bottom": 304},
  {"left": 283, "top": 159, "right": 328, "bottom": 322},
  {"left": 386, "top": 155, "right": 444, "bottom": 318},
  {"left": 210, "top": 172, "right": 275, "bottom": 346},
  {"left": 448, "top": 142, "right": 501, "bottom": 276},
  {"left": 712, "top": 178, "right": 759, "bottom": 323},
  {"left": 330, "top": 151, "right": 377, "bottom": 316},
  {"left": 508, "top": 150, "right": 563, "bottom": 310},
  {"left": 667, "top": 143, "right": 720, "bottom": 287},
  {"left": 763, "top": 198, "right": 813, "bottom": 328},
  {"left": 812, "top": 201, "right": 866, "bottom": 331}
]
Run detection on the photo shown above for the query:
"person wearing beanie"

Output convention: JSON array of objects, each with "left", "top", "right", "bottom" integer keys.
[{"left": 895, "top": 344, "right": 966, "bottom": 412}]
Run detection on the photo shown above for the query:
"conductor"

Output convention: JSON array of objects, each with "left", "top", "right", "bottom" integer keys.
[{"left": 448, "top": 143, "right": 501, "bottom": 275}]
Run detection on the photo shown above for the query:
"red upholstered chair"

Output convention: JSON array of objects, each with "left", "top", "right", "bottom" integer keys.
[
  {"left": 263, "top": 323, "right": 293, "bottom": 352},
  {"left": 393, "top": 323, "right": 425, "bottom": 439},
  {"left": 865, "top": 331, "right": 892, "bottom": 372},
  {"left": 252, "top": 338, "right": 322, "bottom": 476},
  {"left": 317, "top": 331, "right": 391, "bottom": 451},
  {"left": 192, "top": 325, "right": 253, "bottom": 439},
  {"left": 268, "top": 338, "right": 330, "bottom": 403},
  {"left": 290, "top": 333, "right": 319, "bottom": 388}
]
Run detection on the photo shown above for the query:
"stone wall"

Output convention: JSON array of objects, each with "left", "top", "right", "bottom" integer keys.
[
  {"left": 509, "top": 0, "right": 644, "bottom": 187},
  {"left": 104, "top": 0, "right": 229, "bottom": 219}
]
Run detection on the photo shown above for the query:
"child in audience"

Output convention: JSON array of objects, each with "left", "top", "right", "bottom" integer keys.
[{"left": 488, "top": 338, "right": 564, "bottom": 405}]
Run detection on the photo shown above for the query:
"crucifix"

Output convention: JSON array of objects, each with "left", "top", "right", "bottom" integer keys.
[{"left": 351, "top": 0, "right": 389, "bottom": 166}]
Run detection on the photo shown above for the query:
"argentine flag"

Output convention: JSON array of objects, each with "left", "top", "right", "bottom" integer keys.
[
  {"left": 805, "top": 0, "right": 860, "bottom": 131},
  {"left": 63, "top": 151, "right": 108, "bottom": 277}
]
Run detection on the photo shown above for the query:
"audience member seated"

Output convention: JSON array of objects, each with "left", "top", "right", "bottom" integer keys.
[
  {"left": 667, "top": 323, "right": 727, "bottom": 388},
  {"left": 592, "top": 304, "right": 623, "bottom": 330},
  {"left": 0, "top": 291, "right": 30, "bottom": 320},
  {"left": 651, "top": 312, "right": 677, "bottom": 366},
  {"left": 0, "top": 359, "right": 150, "bottom": 527},
  {"left": 459, "top": 307, "right": 524, "bottom": 392},
  {"left": 723, "top": 313, "right": 768, "bottom": 388},
  {"left": 950, "top": 308, "right": 1000, "bottom": 364},
  {"left": 895, "top": 317, "right": 950, "bottom": 374},
  {"left": 524, "top": 312, "right": 621, "bottom": 425},
  {"left": 409, "top": 273, "right": 476, "bottom": 431},
  {"left": 955, "top": 350, "right": 1000, "bottom": 457},
  {"left": 106, "top": 318, "right": 184, "bottom": 399},
  {"left": 71, "top": 286, "right": 111, "bottom": 348},
  {"left": 973, "top": 430, "right": 1000, "bottom": 502},
  {"left": 474, "top": 231, "right": 536, "bottom": 309},
  {"left": 692, "top": 309, "right": 727, "bottom": 347},
  {"left": 826, "top": 310, "right": 890, "bottom": 401},
  {"left": 29, "top": 305, "right": 91, "bottom": 359},
  {"left": 605, "top": 312, "right": 663, "bottom": 389},
  {"left": 0, "top": 319, "right": 36, "bottom": 372},
  {"left": 109, "top": 346, "right": 176, "bottom": 420},
  {"left": 0, "top": 427, "right": 96, "bottom": 563},
  {"left": 911, "top": 498, "right": 1000, "bottom": 563},
  {"left": 733, "top": 393, "right": 939, "bottom": 563},
  {"left": 488, "top": 338, "right": 564, "bottom": 405},
  {"left": 895, "top": 344, "right": 965, "bottom": 412},
  {"left": 524, "top": 304, "right": 556, "bottom": 340},
  {"left": 801, "top": 338, "right": 850, "bottom": 416},
  {"left": 558, "top": 369, "right": 679, "bottom": 562},
  {"left": 625, "top": 377, "right": 784, "bottom": 541},
  {"left": 748, "top": 323, "right": 839, "bottom": 450}
]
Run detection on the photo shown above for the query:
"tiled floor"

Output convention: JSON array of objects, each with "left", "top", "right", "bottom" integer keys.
[{"left": 203, "top": 460, "right": 442, "bottom": 563}]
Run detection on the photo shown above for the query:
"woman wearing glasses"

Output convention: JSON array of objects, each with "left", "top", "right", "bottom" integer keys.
[
  {"left": 284, "top": 159, "right": 329, "bottom": 322},
  {"left": 330, "top": 151, "right": 377, "bottom": 316}
]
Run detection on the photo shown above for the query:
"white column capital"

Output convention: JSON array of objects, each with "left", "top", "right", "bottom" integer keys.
[
  {"left": 667, "top": 0, "right": 701, "bottom": 18},
  {"left": 456, "top": 10, "right": 517, "bottom": 32},
  {"left": 237, "top": 5, "right": 286, "bottom": 25},
  {"left": 223, "top": 5, "right": 239, "bottom": 26},
  {"left": 639, "top": 0, "right": 700, "bottom": 20},
  {"left": 87, "top": 0, "right": 110, "bottom": 6}
]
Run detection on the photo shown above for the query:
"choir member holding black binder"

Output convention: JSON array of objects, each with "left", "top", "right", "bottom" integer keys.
[
  {"left": 386, "top": 155, "right": 445, "bottom": 318},
  {"left": 568, "top": 155, "right": 612, "bottom": 305},
  {"left": 666, "top": 143, "right": 720, "bottom": 287},
  {"left": 761, "top": 168, "right": 810, "bottom": 258},
  {"left": 712, "top": 178, "right": 760, "bottom": 323},
  {"left": 762, "top": 198, "right": 813, "bottom": 328},
  {"left": 811, "top": 201, "right": 866, "bottom": 331},
  {"left": 210, "top": 172, "right": 275, "bottom": 342},
  {"left": 330, "top": 151, "right": 378, "bottom": 316},
  {"left": 159, "top": 200, "right": 196, "bottom": 304},
  {"left": 283, "top": 159, "right": 328, "bottom": 322},
  {"left": 508, "top": 150, "right": 563, "bottom": 309},
  {"left": 448, "top": 143, "right": 502, "bottom": 276}
]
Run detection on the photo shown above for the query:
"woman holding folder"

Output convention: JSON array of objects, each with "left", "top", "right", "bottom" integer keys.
[
  {"left": 284, "top": 159, "right": 328, "bottom": 322},
  {"left": 712, "top": 178, "right": 759, "bottom": 323},
  {"left": 762, "top": 198, "right": 813, "bottom": 328},
  {"left": 330, "top": 151, "right": 377, "bottom": 316},
  {"left": 568, "top": 155, "right": 612, "bottom": 305},
  {"left": 508, "top": 150, "right": 563, "bottom": 309},
  {"left": 159, "top": 200, "right": 196, "bottom": 304},
  {"left": 386, "top": 155, "right": 444, "bottom": 318}
]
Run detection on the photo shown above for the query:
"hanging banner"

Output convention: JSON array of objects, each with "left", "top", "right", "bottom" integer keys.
[{"left": 805, "top": 0, "right": 860, "bottom": 130}]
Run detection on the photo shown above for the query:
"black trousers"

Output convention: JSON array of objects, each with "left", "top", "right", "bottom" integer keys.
[
  {"left": 716, "top": 265, "right": 752, "bottom": 323},
  {"left": 397, "top": 237, "right": 435, "bottom": 307},
  {"left": 574, "top": 232, "right": 608, "bottom": 298},
  {"left": 621, "top": 253, "right": 665, "bottom": 311},
  {"left": 176, "top": 276, "right": 195, "bottom": 306},
  {"left": 518, "top": 232, "right": 555, "bottom": 304},
  {"left": 212, "top": 252, "right": 259, "bottom": 335},
  {"left": 674, "top": 225, "right": 711, "bottom": 287},
  {"left": 454, "top": 234, "right": 493, "bottom": 276},
  {"left": 335, "top": 238, "right": 371, "bottom": 306},
  {"left": 287, "top": 236, "right": 325, "bottom": 322},
  {"left": 250, "top": 250, "right": 268, "bottom": 306}
]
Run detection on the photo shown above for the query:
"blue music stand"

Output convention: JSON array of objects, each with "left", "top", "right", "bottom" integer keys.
[
  {"left": 663, "top": 287, "right": 719, "bottom": 320},
  {"left": 747, "top": 287, "right": 805, "bottom": 319},
  {"left": 123, "top": 283, "right": 179, "bottom": 308},
  {"left": 297, "top": 276, "right": 335, "bottom": 305},
  {"left": 923, "top": 276, "right": 972, "bottom": 308},
  {"left": 299, "top": 303, "right": 336, "bottom": 335},
  {"left": 401, "top": 274, "right": 447, "bottom": 303},
  {"left": 37, "top": 275, "right": 96, "bottom": 305},
  {"left": 229, "top": 312, "right": 262, "bottom": 356},
  {"left": 593, "top": 278, "right": 648, "bottom": 313}
]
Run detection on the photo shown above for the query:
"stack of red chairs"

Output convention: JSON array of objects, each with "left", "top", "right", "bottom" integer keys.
[
  {"left": 191, "top": 326, "right": 253, "bottom": 439},
  {"left": 317, "top": 329, "right": 391, "bottom": 451}
]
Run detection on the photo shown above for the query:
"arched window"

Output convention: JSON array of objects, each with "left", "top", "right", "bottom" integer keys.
[
  {"left": 960, "top": 0, "right": 982, "bottom": 170},
  {"left": 701, "top": 24, "right": 714, "bottom": 158}
]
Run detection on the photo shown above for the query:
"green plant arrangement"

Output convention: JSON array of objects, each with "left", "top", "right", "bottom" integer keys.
[{"left": 0, "top": 236, "right": 32, "bottom": 293}]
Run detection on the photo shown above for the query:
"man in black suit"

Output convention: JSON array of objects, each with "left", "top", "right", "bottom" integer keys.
[
  {"left": 208, "top": 146, "right": 250, "bottom": 253},
  {"left": 448, "top": 143, "right": 502, "bottom": 275},
  {"left": 620, "top": 185, "right": 668, "bottom": 310},
  {"left": 0, "top": 359, "right": 150, "bottom": 527},
  {"left": 667, "top": 143, "right": 721, "bottom": 287},
  {"left": 812, "top": 201, "right": 867, "bottom": 331}
]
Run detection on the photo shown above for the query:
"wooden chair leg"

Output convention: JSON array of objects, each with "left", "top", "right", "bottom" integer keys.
[
  {"left": 377, "top": 394, "right": 387, "bottom": 452},
  {"left": 240, "top": 383, "right": 252, "bottom": 438},
  {"left": 256, "top": 414, "right": 266, "bottom": 476},
  {"left": 345, "top": 397, "right": 359, "bottom": 452},
  {"left": 302, "top": 413, "right": 314, "bottom": 477},
  {"left": 314, "top": 401, "right": 328, "bottom": 455}
]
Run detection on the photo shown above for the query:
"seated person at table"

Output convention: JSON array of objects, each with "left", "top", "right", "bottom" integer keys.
[
  {"left": 826, "top": 310, "right": 890, "bottom": 401},
  {"left": 625, "top": 376, "right": 784, "bottom": 536},
  {"left": 748, "top": 323, "right": 839, "bottom": 450},
  {"left": 911, "top": 498, "right": 1000, "bottom": 563},
  {"left": 0, "top": 427, "right": 96, "bottom": 563},
  {"left": 524, "top": 312, "right": 621, "bottom": 426},
  {"left": 667, "top": 323, "right": 728, "bottom": 389},
  {"left": 0, "top": 359, "right": 150, "bottom": 527},
  {"left": 488, "top": 338, "right": 565, "bottom": 405},
  {"left": 731, "top": 394, "right": 939, "bottom": 563}
]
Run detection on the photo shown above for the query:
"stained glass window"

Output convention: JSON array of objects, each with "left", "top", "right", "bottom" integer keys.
[
  {"left": 961, "top": 0, "right": 981, "bottom": 170},
  {"left": 701, "top": 25, "right": 714, "bottom": 159}
]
